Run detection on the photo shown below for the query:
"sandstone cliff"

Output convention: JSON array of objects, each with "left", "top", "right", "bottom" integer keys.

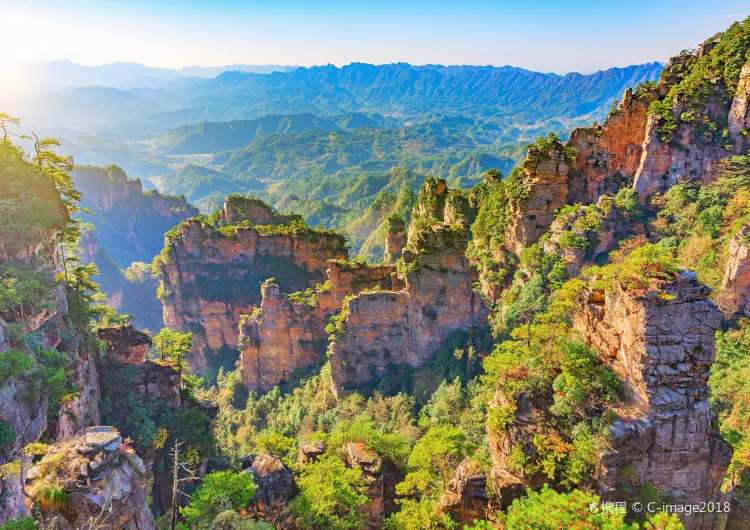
[
  {"left": 330, "top": 178, "right": 485, "bottom": 396},
  {"left": 721, "top": 224, "right": 750, "bottom": 316},
  {"left": 574, "top": 273, "right": 731, "bottom": 530},
  {"left": 567, "top": 86, "right": 654, "bottom": 205},
  {"left": 238, "top": 260, "right": 394, "bottom": 391},
  {"left": 565, "top": 43, "right": 750, "bottom": 204},
  {"left": 505, "top": 147, "right": 571, "bottom": 255},
  {"left": 157, "top": 195, "right": 348, "bottom": 375}
]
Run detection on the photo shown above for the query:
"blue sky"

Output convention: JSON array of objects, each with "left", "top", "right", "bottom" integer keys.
[{"left": 1, "top": 0, "right": 748, "bottom": 73}]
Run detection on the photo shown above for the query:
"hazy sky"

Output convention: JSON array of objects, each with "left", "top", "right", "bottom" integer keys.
[{"left": 1, "top": 0, "right": 748, "bottom": 73}]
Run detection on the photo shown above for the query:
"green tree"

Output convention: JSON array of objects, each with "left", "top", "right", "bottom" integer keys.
[
  {"left": 152, "top": 328, "right": 194, "bottom": 391},
  {"left": 0, "top": 113, "right": 21, "bottom": 143},
  {"left": 291, "top": 455, "right": 369, "bottom": 530},
  {"left": 397, "top": 424, "right": 472, "bottom": 497},
  {"left": 0, "top": 518, "right": 38, "bottom": 530},
  {"left": 180, "top": 470, "right": 256, "bottom": 529}
]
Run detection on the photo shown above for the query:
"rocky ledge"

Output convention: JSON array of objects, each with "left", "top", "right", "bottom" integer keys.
[{"left": 25, "top": 426, "right": 155, "bottom": 530}]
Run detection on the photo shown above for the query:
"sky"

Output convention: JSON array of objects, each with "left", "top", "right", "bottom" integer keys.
[{"left": 0, "top": 0, "right": 748, "bottom": 74}]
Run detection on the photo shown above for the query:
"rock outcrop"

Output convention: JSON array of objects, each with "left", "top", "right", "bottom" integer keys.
[
  {"left": 384, "top": 215, "right": 406, "bottom": 264},
  {"left": 505, "top": 148, "right": 570, "bottom": 254},
  {"left": 438, "top": 458, "right": 490, "bottom": 525},
  {"left": 239, "top": 260, "right": 396, "bottom": 391},
  {"left": 574, "top": 272, "right": 731, "bottom": 530},
  {"left": 721, "top": 224, "right": 750, "bottom": 316},
  {"left": 297, "top": 441, "right": 326, "bottom": 466},
  {"left": 99, "top": 324, "right": 152, "bottom": 365},
  {"left": 344, "top": 442, "right": 396, "bottom": 529},
  {"left": 97, "top": 324, "right": 181, "bottom": 408},
  {"left": 158, "top": 196, "right": 348, "bottom": 373},
  {"left": 241, "top": 453, "right": 298, "bottom": 508},
  {"left": 330, "top": 179, "right": 485, "bottom": 396},
  {"left": 25, "top": 426, "right": 155, "bottom": 530},
  {"left": 542, "top": 197, "right": 626, "bottom": 276}
]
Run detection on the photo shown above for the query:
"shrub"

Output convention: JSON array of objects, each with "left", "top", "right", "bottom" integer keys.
[
  {"left": 0, "top": 419, "right": 16, "bottom": 446},
  {"left": 0, "top": 348, "right": 34, "bottom": 382},
  {"left": 291, "top": 456, "right": 368, "bottom": 530},
  {"left": 181, "top": 471, "right": 257, "bottom": 529}
]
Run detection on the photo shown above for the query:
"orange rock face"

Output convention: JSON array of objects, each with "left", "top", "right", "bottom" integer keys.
[
  {"left": 330, "top": 180, "right": 486, "bottom": 397},
  {"left": 567, "top": 87, "right": 653, "bottom": 204},
  {"left": 722, "top": 224, "right": 750, "bottom": 316},
  {"left": 239, "top": 261, "right": 396, "bottom": 391},
  {"left": 157, "top": 199, "right": 348, "bottom": 374}
]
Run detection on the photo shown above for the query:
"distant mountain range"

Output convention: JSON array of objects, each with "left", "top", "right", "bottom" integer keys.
[
  {"left": 4, "top": 60, "right": 297, "bottom": 97},
  {"left": 6, "top": 61, "right": 663, "bottom": 136}
]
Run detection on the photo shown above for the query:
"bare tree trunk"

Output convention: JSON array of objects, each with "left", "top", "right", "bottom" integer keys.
[{"left": 171, "top": 443, "right": 180, "bottom": 530}]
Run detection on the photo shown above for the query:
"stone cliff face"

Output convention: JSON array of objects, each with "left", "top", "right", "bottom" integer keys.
[
  {"left": 0, "top": 242, "right": 101, "bottom": 521},
  {"left": 73, "top": 165, "right": 198, "bottom": 331},
  {"left": 438, "top": 459, "right": 489, "bottom": 525},
  {"left": 721, "top": 224, "right": 750, "bottom": 316},
  {"left": 567, "top": 87, "right": 654, "bottom": 204},
  {"left": 330, "top": 179, "right": 485, "bottom": 396},
  {"left": 238, "top": 260, "right": 395, "bottom": 391},
  {"left": 574, "top": 273, "right": 731, "bottom": 530},
  {"left": 73, "top": 165, "right": 145, "bottom": 213},
  {"left": 344, "top": 442, "right": 397, "bottom": 530},
  {"left": 158, "top": 196, "right": 348, "bottom": 374},
  {"left": 632, "top": 56, "right": 750, "bottom": 198},
  {"left": 565, "top": 52, "right": 750, "bottom": 203},
  {"left": 505, "top": 150, "right": 570, "bottom": 254},
  {"left": 25, "top": 426, "right": 155, "bottom": 530},
  {"left": 97, "top": 324, "right": 181, "bottom": 408},
  {"left": 0, "top": 319, "right": 49, "bottom": 523},
  {"left": 384, "top": 215, "right": 406, "bottom": 264}
]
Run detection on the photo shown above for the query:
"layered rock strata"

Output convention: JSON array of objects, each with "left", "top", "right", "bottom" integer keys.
[
  {"left": 438, "top": 458, "right": 490, "bottom": 525},
  {"left": 574, "top": 273, "right": 731, "bottom": 530},
  {"left": 239, "top": 260, "right": 395, "bottom": 391},
  {"left": 158, "top": 196, "right": 348, "bottom": 373},
  {"left": 505, "top": 149, "right": 570, "bottom": 254},
  {"left": 330, "top": 179, "right": 485, "bottom": 396},
  {"left": 344, "top": 442, "right": 396, "bottom": 530}
]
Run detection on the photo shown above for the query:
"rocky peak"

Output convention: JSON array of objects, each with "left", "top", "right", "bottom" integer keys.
[
  {"left": 25, "top": 426, "right": 155, "bottom": 530},
  {"left": 297, "top": 440, "right": 326, "bottom": 466},
  {"left": 98, "top": 324, "right": 181, "bottom": 408},
  {"left": 344, "top": 442, "right": 396, "bottom": 529},
  {"left": 439, "top": 458, "right": 489, "bottom": 525},
  {"left": 240, "top": 453, "right": 298, "bottom": 508},
  {"left": 157, "top": 203, "right": 348, "bottom": 374},
  {"left": 98, "top": 324, "right": 152, "bottom": 365},
  {"left": 505, "top": 145, "right": 570, "bottom": 254},
  {"left": 384, "top": 215, "right": 406, "bottom": 265},
  {"left": 221, "top": 195, "right": 302, "bottom": 226},
  {"left": 72, "top": 165, "right": 144, "bottom": 213},
  {"left": 567, "top": 86, "right": 655, "bottom": 205},
  {"left": 330, "top": 180, "right": 485, "bottom": 396}
]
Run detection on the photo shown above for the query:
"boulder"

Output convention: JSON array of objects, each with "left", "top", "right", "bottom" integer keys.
[
  {"left": 242, "top": 453, "right": 298, "bottom": 507},
  {"left": 25, "top": 427, "right": 154, "bottom": 530}
]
